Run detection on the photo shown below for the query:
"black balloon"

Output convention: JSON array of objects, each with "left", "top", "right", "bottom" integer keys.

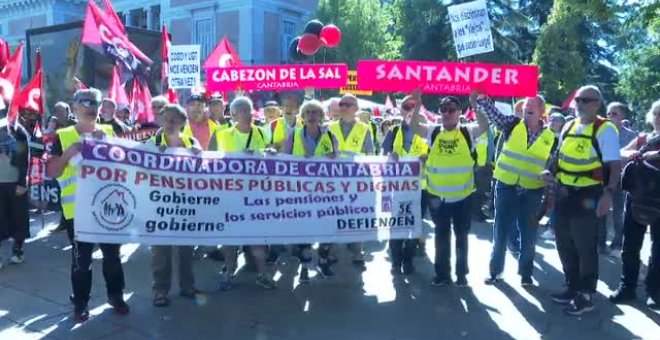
[
  {"left": 288, "top": 36, "right": 306, "bottom": 61},
  {"left": 303, "top": 19, "right": 324, "bottom": 37}
]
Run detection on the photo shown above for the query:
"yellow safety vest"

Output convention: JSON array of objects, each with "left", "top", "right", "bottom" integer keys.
[
  {"left": 215, "top": 120, "right": 232, "bottom": 132},
  {"left": 149, "top": 133, "right": 195, "bottom": 148},
  {"left": 392, "top": 126, "right": 429, "bottom": 190},
  {"left": 475, "top": 132, "right": 488, "bottom": 167},
  {"left": 57, "top": 124, "right": 114, "bottom": 220},
  {"left": 425, "top": 126, "right": 475, "bottom": 200},
  {"left": 291, "top": 127, "right": 335, "bottom": 156},
  {"left": 271, "top": 117, "right": 302, "bottom": 146},
  {"left": 557, "top": 118, "right": 612, "bottom": 187},
  {"left": 183, "top": 119, "right": 218, "bottom": 142},
  {"left": 328, "top": 121, "right": 369, "bottom": 156},
  {"left": 214, "top": 125, "right": 266, "bottom": 153},
  {"left": 493, "top": 121, "right": 556, "bottom": 189}
]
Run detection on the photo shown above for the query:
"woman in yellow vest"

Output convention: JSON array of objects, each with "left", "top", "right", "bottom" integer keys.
[
  {"left": 381, "top": 94, "right": 430, "bottom": 275},
  {"left": 208, "top": 96, "right": 277, "bottom": 290},
  {"left": 409, "top": 89, "right": 489, "bottom": 287},
  {"left": 147, "top": 104, "right": 204, "bottom": 307},
  {"left": 282, "top": 99, "right": 338, "bottom": 282},
  {"left": 472, "top": 91, "right": 557, "bottom": 287},
  {"left": 45, "top": 88, "right": 128, "bottom": 323}
]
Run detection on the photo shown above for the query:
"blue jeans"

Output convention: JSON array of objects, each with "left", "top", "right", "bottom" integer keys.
[{"left": 489, "top": 182, "right": 543, "bottom": 279}]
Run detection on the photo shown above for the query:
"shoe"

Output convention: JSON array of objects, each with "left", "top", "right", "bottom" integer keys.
[
  {"left": 218, "top": 273, "right": 233, "bottom": 291},
  {"left": 431, "top": 277, "right": 451, "bottom": 287},
  {"left": 9, "top": 254, "right": 24, "bottom": 264},
  {"left": 50, "top": 225, "right": 67, "bottom": 233},
  {"left": 255, "top": 274, "right": 277, "bottom": 289},
  {"left": 609, "top": 286, "right": 636, "bottom": 304},
  {"left": 521, "top": 277, "right": 534, "bottom": 287},
  {"left": 551, "top": 289, "right": 577, "bottom": 305},
  {"left": 318, "top": 261, "right": 335, "bottom": 278},
  {"left": 484, "top": 275, "right": 503, "bottom": 285},
  {"left": 73, "top": 308, "right": 89, "bottom": 323},
  {"left": 402, "top": 262, "right": 415, "bottom": 275},
  {"left": 564, "top": 293, "right": 594, "bottom": 315},
  {"left": 540, "top": 229, "right": 555, "bottom": 240},
  {"left": 107, "top": 295, "right": 130, "bottom": 315},
  {"left": 456, "top": 276, "right": 468, "bottom": 287},
  {"left": 390, "top": 264, "right": 402, "bottom": 276},
  {"left": 299, "top": 268, "right": 310, "bottom": 283}
]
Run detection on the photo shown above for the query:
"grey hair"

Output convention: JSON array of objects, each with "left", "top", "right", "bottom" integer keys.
[
  {"left": 607, "top": 102, "right": 628, "bottom": 115},
  {"left": 525, "top": 95, "right": 546, "bottom": 110},
  {"left": 230, "top": 96, "right": 254, "bottom": 115},
  {"left": 151, "top": 95, "right": 169, "bottom": 108},
  {"left": 102, "top": 97, "right": 117, "bottom": 109},
  {"left": 646, "top": 100, "right": 660, "bottom": 125},
  {"left": 53, "top": 101, "right": 71, "bottom": 113},
  {"left": 160, "top": 104, "right": 188, "bottom": 123},
  {"left": 577, "top": 85, "right": 603, "bottom": 101},
  {"left": 73, "top": 88, "right": 102, "bottom": 102},
  {"left": 299, "top": 99, "right": 325, "bottom": 121}
]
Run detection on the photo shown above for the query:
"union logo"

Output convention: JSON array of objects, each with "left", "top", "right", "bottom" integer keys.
[{"left": 91, "top": 184, "right": 136, "bottom": 231}]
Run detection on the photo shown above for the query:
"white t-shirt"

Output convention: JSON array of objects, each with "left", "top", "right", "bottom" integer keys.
[{"left": 559, "top": 121, "right": 620, "bottom": 162}]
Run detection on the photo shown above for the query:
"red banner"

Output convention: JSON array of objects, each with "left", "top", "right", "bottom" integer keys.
[
  {"left": 206, "top": 64, "right": 348, "bottom": 92},
  {"left": 356, "top": 60, "right": 538, "bottom": 97}
]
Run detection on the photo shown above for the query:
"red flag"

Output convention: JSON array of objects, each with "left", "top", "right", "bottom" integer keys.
[
  {"left": 9, "top": 69, "right": 43, "bottom": 122},
  {"left": 465, "top": 108, "right": 476, "bottom": 121},
  {"left": 161, "top": 24, "right": 171, "bottom": 88},
  {"left": 73, "top": 76, "right": 88, "bottom": 90},
  {"left": 164, "top": 88, "right": 178, "bottom": 104},
  {"left": 82, "top": 0, "right": 152, "bottom": 79},
  {"left": 0, "top": 38, "right": 9, "bottom": 71},
  {"left": 203, "top": 36, "right": 242, "bottom": 69},
  {"left": 102, "top": 0, "right": 125, "bottom": 33},
  {"left": 385, "top": 95, "right": 394, "bottom": 109},
  {"left": 130, "top": 79, "right": 154, "bottom": 123},
  {"left": 1, "top": 44, "right": 24, "bottom": 118},
  {"left": 373, "top": 107, "right": 381, "bottom": 117},
  {"left": 109, "top": 65, "right": 130, "bottom": 108},
  {"left": 561, "top": 89, "right": 577, "bottom": 110}
]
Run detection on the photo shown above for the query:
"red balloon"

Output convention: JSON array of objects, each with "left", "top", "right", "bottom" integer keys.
[
  {"left": 298, "top": 33, "right": 322, "bottom": 56},
  {"left": 320, "top": 25, "right": 342, "bottom": 48}
]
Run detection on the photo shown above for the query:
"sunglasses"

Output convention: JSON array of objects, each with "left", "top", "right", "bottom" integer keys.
[
  {"left": 77, "top": 98, "right": 99, "bottom": 108},
  {"left": 574, "top": 97, "right": 599, "bottom": 105},
  {"left": 402, "top": 103, "right": 416, "bottom": 111},
  {"left": 339, "top": 102, "right": 356, "bottom": 108}
]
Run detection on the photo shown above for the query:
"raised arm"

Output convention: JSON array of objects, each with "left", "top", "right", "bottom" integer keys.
[{"left": 409, "top": 88, "right": 429, "bottom": 138}]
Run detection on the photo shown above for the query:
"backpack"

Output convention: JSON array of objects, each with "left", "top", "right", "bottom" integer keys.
[
  {"left": 430, "top": 125, "right": 477, "bottom": 161},
  {"left": 557, "top": 116, "right": 609, "bottom": 182}
]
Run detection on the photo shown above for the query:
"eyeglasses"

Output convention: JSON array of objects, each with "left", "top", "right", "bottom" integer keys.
[
  {"left": 339, "top": 102, "right": 356, "bottom": 108},
  {"left": 77, "top": 98, "right": 99, "bottom": 108},
  {"left": 607, "top": 111, "right": 620, "bottom": 117},
  {"left": 574, "top": 97, "right": 599, "bottom": 105},
  {"left": 439, "top": 108, "right": 457, "bottom": 114},
  {"left": 402, "top": 103, "right": 416, "bottom": 111}
]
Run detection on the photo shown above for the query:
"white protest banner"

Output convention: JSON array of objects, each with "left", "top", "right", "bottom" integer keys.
[
  {"left": 168, "top": 45, "right": 201, "bottom": 89},
  {"left": 74, "top": 138, "right": 422, "bottom": 245},
  {"left": 447, "top": 0, "right": 494, "bottom": 58}
]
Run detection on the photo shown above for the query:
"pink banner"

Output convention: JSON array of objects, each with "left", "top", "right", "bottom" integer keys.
[
  {"left": 206, "top": 64, "right": 348, "bottom": 91},
  {"left": 357, "top": 60, "right": 538, "bottom": 97}
]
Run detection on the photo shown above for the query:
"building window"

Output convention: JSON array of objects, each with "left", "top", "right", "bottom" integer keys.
[
  {"left": 281, "top": 20, "right": 296, "bottom": 62},
  {"left": 152, "top": 5, "right": 161, "bottom": 30},
  {"left": 194, "top": 18, "right": 215, "bottom": 60}
]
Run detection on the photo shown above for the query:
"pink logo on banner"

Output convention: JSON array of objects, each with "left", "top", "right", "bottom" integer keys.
[
  {"left": 356, "top": 60, "right": 539, "bottom": 97},
  {"left": 206, "top": 64, "right": 349, "bottom": 91}
]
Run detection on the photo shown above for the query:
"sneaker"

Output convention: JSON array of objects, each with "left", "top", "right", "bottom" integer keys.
[
  {"left": 318, "top": 261, "right": 335, "bottom": 278},
  {"left": 73, "top": 308, "right": 89, "bottom": 323},
  {"left": 609, "top": 286, "right": 636, "bottom": 304},
  {"left": 107, "top": 295, "right": 130, "bottom": 315},
  {"left": 551, "top": 289, "right": 577, "bottom": 305},
  {"left": 402, "top": 262, "right": 415, "bottom": 276},
  {"left": 484, "top": 275, "right": 503, "bottom": 285},
  {"left": 431, "top": 277, "right": 451, "bottom": 287},
  {"left": 540, "top": 229, "right": 555, "bottom": 240},
  {"left": 564, "top": 293, "right": 594, "bottom": 315},
  {"left": 255, "top": 274, "right": 277, "bottom": 289},
  {"left": 456, "top": 276, "right": 468, "bottom": 287},
  {"left": 218, "top": 273, "right": 233, "bottom": 291},
  {"left": 299, "top": 268, "right": 310, "bottom": 283},
  {"left": 521, "top": 277, "right": 534, "bottom": 287},
  {"left": 9, "top": 254, "right": 24, "bottom": 264}
]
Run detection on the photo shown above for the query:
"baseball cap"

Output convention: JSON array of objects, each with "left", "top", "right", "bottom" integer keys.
[
  {"left": 439, "top": 96, "right": 461, "bottom": 107},
  {"left": 264, "top": 101, "right": 280, "bottom": 109},
  {"left": 187, "top": 93, "right": 204, "bottom": 103},
  {"left": 208, "top": 92, "right": 223, "bottom": 103}
]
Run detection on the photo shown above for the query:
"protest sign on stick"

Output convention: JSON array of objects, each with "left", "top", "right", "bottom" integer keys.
[
  {"left": 447, "top": 0, "right": 494, "bottom": 58},
  {"left": 206, "top": 64, "right": 348, "bottom": 92},
  {"left": 168, "top": 45, "right": 201, "bottom": 89}
]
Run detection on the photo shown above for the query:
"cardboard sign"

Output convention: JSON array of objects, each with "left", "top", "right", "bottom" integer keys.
[
  {"left": 168, "top": 45, "right": 201, "bottom": 89},
  {"left": 206, "top": 64, "right": 348, "bottom": 91},
  {"left": 339, "top": 70, "right": 373, "bottom": 96},
  {"left": 356, "top": 60, "right": 538, "bottom": 97},
  {"left": 447, "top": 0, "right": 494, "bottom": 58}
]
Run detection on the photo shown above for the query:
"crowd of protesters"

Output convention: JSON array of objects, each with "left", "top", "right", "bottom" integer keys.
[{"left": 1, "top": 83, "right": 659, "bottom": 323}]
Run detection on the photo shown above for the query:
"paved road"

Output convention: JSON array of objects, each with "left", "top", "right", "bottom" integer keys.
[{"left": 0, "top": 211, "right": 658, "bottom": 340}]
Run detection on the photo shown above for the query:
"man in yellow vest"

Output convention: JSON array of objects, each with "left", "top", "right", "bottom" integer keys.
[
  {"left": 270, "top": 95, "right": 302, "bottom": 150},
  {"left": 541, "top": 85, "right": 621, "bottom": 315},
  {"left": 208, "top": 96, "right": 277, "bottom": 290},
  {"left": 409, "top": 89, "right": 489, "bottom": 287},
  {"left": 183, "top": 93, "right": 218, "bottom": 150},
  {"left": 46, "top": 88, "right": 129, "bottom": 323},
  {"left": 472, "top": 91, "right": 557, "bottom": 287},
  {"left": 381, "top": 94, "right": 430, "bottom": 275},
  {"left": 328, "top": 94, "right": 375, "bottom": 269}
]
